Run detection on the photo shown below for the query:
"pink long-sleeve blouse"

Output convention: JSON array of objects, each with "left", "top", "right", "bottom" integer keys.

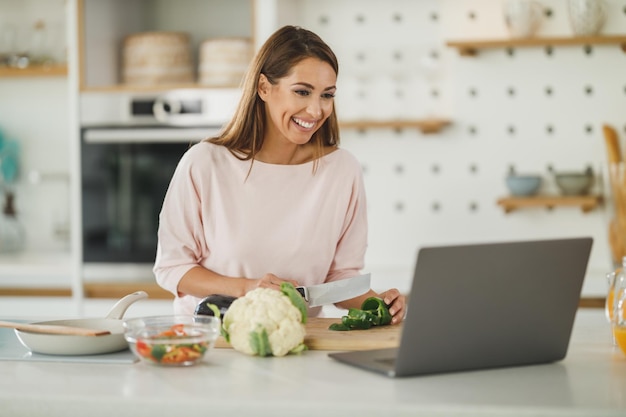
[{"left": 153, "top": 141, "right": 368, "bottom": 316}]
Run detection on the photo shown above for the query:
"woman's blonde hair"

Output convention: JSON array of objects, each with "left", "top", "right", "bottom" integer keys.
[{"left": 208, "top": 25, "right": 340, "bottom": 165}]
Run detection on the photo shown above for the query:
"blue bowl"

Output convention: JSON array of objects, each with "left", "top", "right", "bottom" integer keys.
[{"left": 506, "top": 175, "right": 542, "bottom": 196}]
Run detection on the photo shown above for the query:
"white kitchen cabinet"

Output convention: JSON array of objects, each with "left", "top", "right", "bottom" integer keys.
[
  {"left": 78, "top": 0, "right": 253, "bottom": 91},
  {"left": 0, "top": 0, "right": 74, "bottom": 292}
]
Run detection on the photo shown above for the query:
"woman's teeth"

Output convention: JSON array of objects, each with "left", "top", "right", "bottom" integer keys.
[{"left": 293, "top": 118, "right": 315, "bottom": 129}]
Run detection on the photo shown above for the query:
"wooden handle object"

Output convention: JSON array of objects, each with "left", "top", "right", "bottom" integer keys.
[{"left": 0, "top": 320, "right": 111, "bottom": 336}]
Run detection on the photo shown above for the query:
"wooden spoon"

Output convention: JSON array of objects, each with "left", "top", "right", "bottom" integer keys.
[{"left": 0, "top": 320, "right": 111, "bottom": 336}]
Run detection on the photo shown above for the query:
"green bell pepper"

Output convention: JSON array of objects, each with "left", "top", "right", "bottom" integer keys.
[
  {"left": 328, "top": 297, "right": 392, "bottom": 331},
  {"left": 361, "top": 297, "right": 392, "bottom": 326}
]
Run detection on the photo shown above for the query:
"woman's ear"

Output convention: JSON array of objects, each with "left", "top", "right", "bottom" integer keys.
[{"left": 257, "top": 74, "right": 270, "bottom": 101}]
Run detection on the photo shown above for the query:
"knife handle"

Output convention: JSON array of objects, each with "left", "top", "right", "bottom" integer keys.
[{"left": 295, "top": 286, "right": 308, "bottom": 301}]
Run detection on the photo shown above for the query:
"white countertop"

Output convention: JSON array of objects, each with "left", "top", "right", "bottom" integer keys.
[{"left": 0, "top": 310, "right": 625, "bottom": 417}]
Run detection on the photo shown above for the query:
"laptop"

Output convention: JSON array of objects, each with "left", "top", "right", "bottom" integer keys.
[{"left": 328, "top": 237, "right": 593, "bottom": 377}]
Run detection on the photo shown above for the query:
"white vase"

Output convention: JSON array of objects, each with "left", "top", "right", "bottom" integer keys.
[
  {"left": 568, "top": 0, "right": 607, "bottom": 36},
  {"left": 503, "top": 0, "right": 544, "bottom": 38}
]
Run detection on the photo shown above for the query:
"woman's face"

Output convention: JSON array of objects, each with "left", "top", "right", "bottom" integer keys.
[{"left": 258, "top": 57, "right": 337, "bottom": 146}]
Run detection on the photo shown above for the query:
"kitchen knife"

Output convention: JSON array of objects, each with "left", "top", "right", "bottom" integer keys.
[
  {"left": 194, "top": 273, "right": 371, "bottom": 316},
  {"left": 295, "top": 273, "right": 371, "bottom": 308}
]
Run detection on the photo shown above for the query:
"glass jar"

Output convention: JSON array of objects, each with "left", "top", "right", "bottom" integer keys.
[
  {"left": 612, "top": 257, "right": 626, "bottom": 353},
  {"left": 613, "top": 282, "right": 626, "bottom": 355},
  {"left": 0, "top": 192, "right": 25, "bottom": 252}
]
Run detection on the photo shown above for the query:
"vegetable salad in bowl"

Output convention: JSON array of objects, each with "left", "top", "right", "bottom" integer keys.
[{"left": 123, "top": 315, "right": 220, "bottom": 366}]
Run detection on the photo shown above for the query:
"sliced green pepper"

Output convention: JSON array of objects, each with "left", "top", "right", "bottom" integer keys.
[
  {"left": 328, "top": 296, "right": 392, "bottom": 331},
  {"left": 328, "top": 322, "right": 350, "bottom": 331},
  {"left": 341, "top": 316, "right": 372, "bottom": 329},
  {"left": 361, "top": 297, "right": 392, "bottom": 326}
]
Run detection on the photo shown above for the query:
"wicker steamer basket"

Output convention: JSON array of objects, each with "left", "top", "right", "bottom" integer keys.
[
  {"left": 198, "top": 37, "right": 252, "bottom": 87},
  {"left": 122, "top": 32, "right": 194, "bottom": 85}
]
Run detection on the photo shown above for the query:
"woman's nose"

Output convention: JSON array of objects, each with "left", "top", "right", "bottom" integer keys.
[{"left": 307, "top": 99, "right": 322, "bottom": 119}]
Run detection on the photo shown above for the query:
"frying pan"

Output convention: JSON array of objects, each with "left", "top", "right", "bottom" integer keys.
[{"left": 15, "top": 291, "right": 148, "bottom": 355}]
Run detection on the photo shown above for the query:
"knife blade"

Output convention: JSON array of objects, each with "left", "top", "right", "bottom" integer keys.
[{"left": 295, "top": 273, "right": 371, "bottom": 307}]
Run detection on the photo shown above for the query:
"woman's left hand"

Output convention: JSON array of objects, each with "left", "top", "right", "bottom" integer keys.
[{"left": 379, "top": 288, "right": 406, "bottom": 325}]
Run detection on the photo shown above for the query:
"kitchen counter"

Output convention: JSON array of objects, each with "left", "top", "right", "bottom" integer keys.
[{"left": 0, "top": 310, "right": 624, "bottom": 417}]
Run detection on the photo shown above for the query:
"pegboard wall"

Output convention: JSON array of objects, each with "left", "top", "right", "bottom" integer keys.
[{"left": 277, "top": 0, "right": 626, "bottom": 294}]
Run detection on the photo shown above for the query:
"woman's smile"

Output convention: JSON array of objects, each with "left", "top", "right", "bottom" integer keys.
[{"left": 292, "top": 116, "right": 317, "bottom": 130}]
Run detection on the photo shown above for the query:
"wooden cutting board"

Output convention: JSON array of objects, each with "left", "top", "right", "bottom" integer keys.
[{"left": 214, "top": 318, "right": 402, "bottom": 351}]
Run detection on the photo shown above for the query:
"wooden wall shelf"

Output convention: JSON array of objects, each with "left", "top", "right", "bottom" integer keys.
[
  {"left": 79, "top": 84, "right": 241, "bottom": 93},
  {"left": 446, "top": 35, "right": 626, "bottom": 56},
  {"left": 339, "top": 119, "right": 451, "bottom": 134},
  {"left": 497, "top": 195, "right": 603, "bottom": 213},
  {"left": 0, "top": 64, "right": 68, "bottom": 77}
]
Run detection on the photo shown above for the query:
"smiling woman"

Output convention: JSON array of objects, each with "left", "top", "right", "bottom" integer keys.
[
  {"left": 153, "top": 25, "right": 406, "bottom": 324},
  {"left": 212, "top": 25, "right": 341, "bottom": 169},
  {"left": 255, "top": 57, "right": 337, "bottom": 164}
]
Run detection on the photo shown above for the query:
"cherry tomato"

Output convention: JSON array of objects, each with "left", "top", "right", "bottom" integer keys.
[{"left": 135, "top": 340, "right": 152, "bottom": 359}]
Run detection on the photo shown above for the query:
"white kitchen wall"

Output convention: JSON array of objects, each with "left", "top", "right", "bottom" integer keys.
[
  {"left": 275, "top": 0, "right": 626, "bottom": 295},
  {"left": 1, "top": 0, "right": 624, "bottom": 301}
]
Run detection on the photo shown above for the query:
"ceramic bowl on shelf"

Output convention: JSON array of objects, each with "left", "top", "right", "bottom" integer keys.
[
  {"left": 554, "top": 168, "right": 594, "bottom": 196},
  {"left": 505, "top": 174, "right": 542, "bottom": 196},
  {"left": 123, "top": 315, "right": 221, "bottom": 366}
]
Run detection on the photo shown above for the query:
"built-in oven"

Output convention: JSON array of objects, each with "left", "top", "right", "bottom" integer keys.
[{"left": 79, "top": 89, "right": 239, "bottom": 281}]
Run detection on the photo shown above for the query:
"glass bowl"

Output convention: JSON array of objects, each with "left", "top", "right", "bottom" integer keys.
[{"left": 123, "top": 315, "right": 221, "bottom": 366}]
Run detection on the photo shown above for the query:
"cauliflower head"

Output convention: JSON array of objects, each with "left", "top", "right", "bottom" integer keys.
[{"left": 222, "top": 284, "right": 307, "bottom": 357}]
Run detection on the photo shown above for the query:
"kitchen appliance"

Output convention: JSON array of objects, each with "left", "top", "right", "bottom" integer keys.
[{"left": 80, "top": 89, "right": 240, "bottom": 281}]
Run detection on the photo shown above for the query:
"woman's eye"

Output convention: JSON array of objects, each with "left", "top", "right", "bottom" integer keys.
[
  {"left": 322, "top": 93, "right": 335, "bottom": 99},
  {"left": 295, "top": 90, "right": 310, "bottom": 97}
]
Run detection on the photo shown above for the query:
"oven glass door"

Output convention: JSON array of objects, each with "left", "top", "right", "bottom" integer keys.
[{"left": 81, "top": 127, "right": 214, "bottom": 263}]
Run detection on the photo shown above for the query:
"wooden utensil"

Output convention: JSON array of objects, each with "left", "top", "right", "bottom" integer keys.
[
  {"left": 0, "top": 320, "right": 111, "bottom": 336},
  {"left": 603, "top": 124, "right": 622, "bottom": 164}
]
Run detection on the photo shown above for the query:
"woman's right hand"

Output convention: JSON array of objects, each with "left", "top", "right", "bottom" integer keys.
[{"left": 248, "top": 273, "right": 299, "bottom": 293}]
